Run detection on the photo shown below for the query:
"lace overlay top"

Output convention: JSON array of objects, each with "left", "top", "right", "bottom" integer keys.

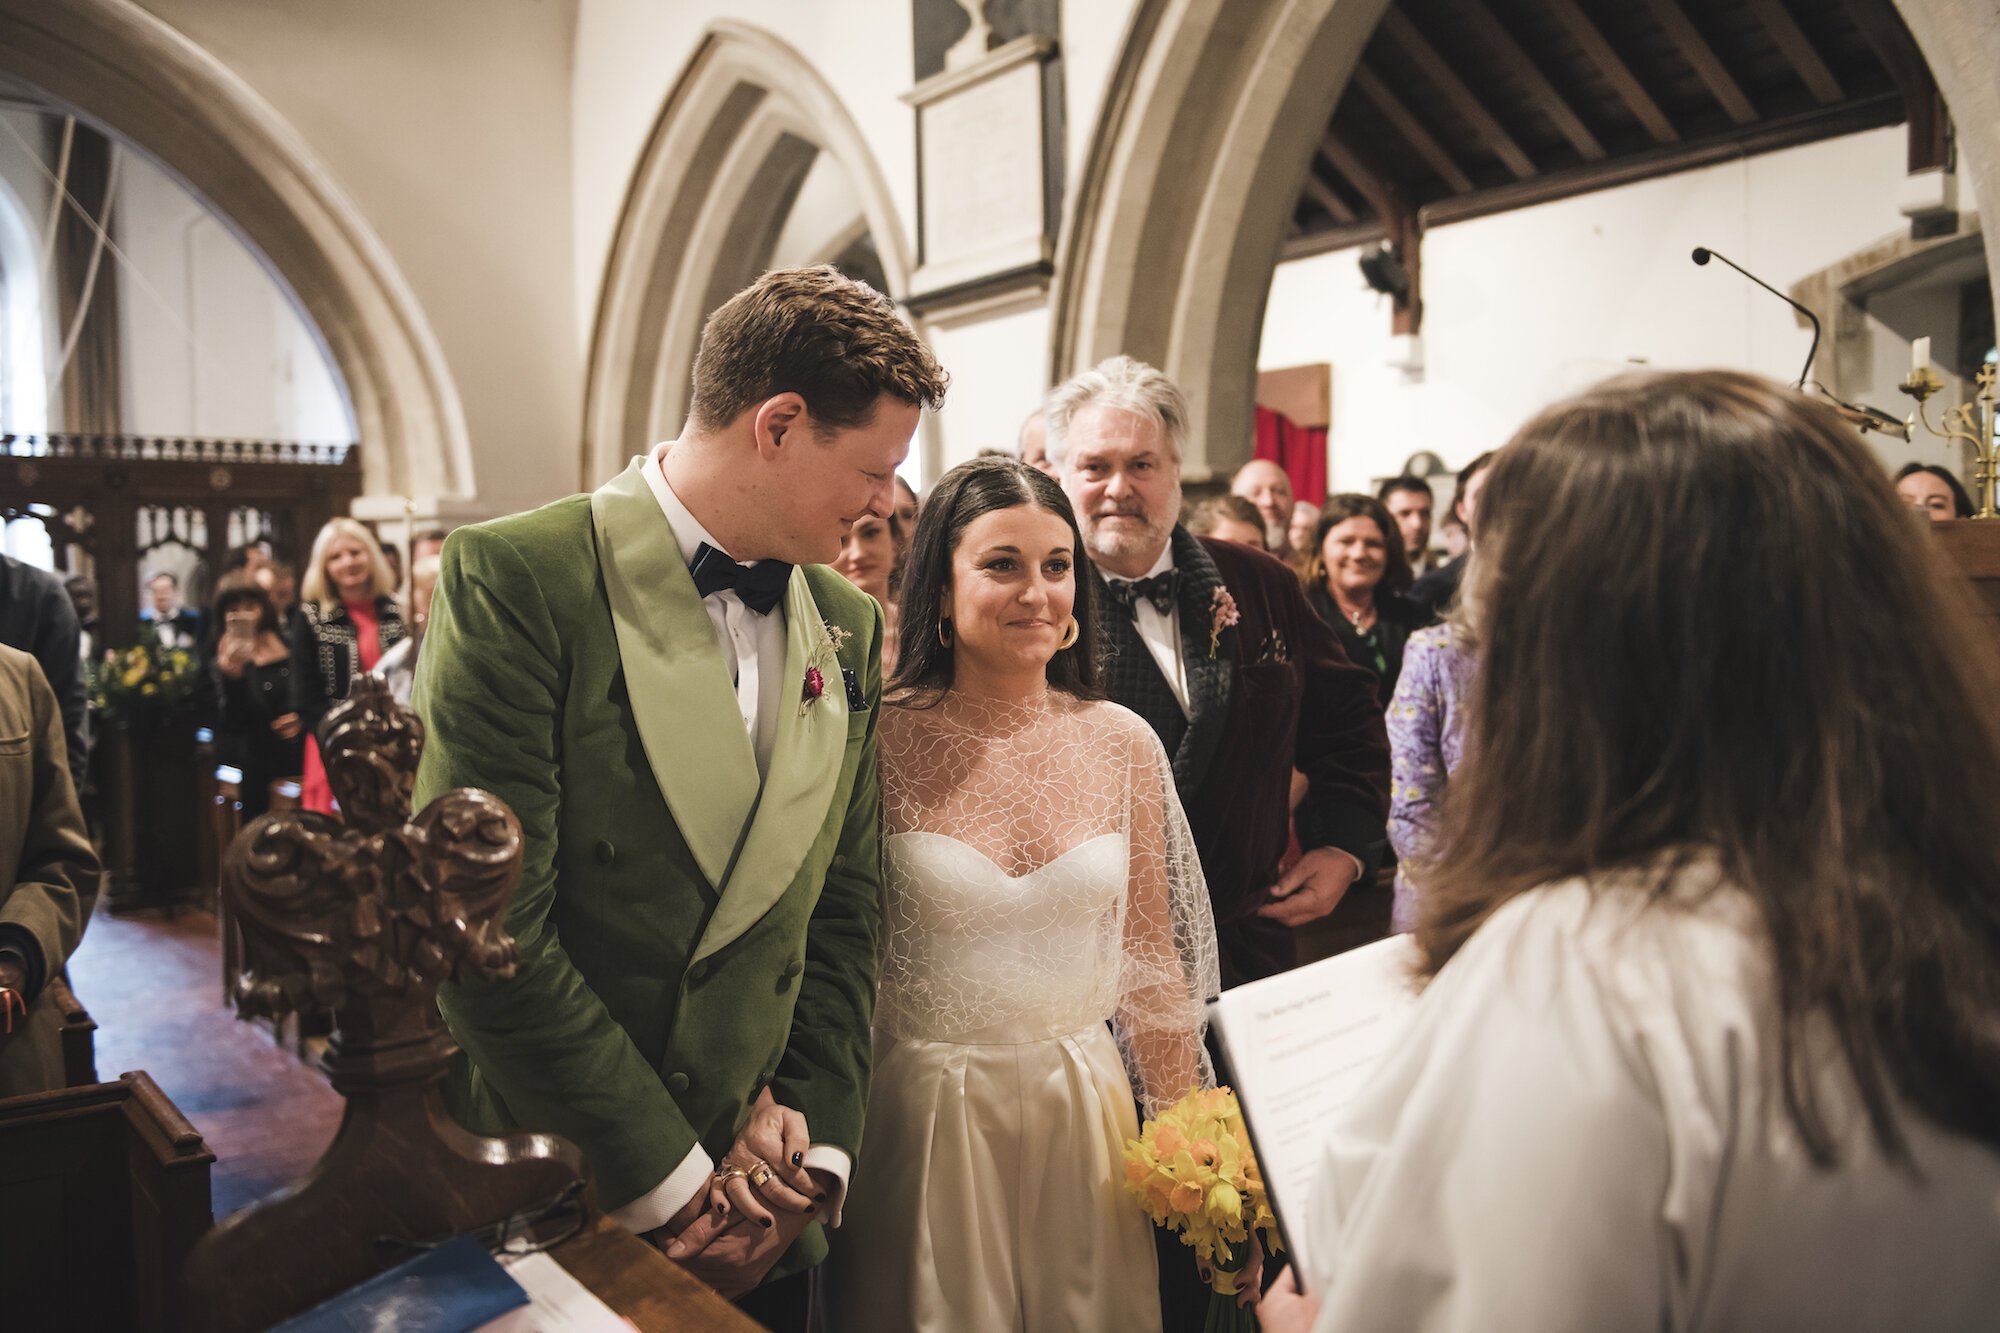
[{"left": 876, "top": 690, "right": 1221, "bottom": 1115}]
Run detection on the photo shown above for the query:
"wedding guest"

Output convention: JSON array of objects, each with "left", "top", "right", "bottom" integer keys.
[
  {"left": 830, "top": 511, "right": 905, "bottom": 677},
  {"left": 1384, "top": 615, "right": 1474, "bottom": 932},
  {"left": 376, "top": 554, "right": 440, "bottom": 706},
  {"left": 0, "top": 554, "right": 88, "bottom": 792},
  {"left": 220, "top": 542, "right": 271, "bottom": 584},
  {"left": 412, "top": 527, "right": 450, "bottom": 566},
  {"left": 1303, "top": 495, "right": 1422, "bottom": 702},
  {"left": 1406, "top": 450, "right": 1493, "bottom": 622},
  {"left": 1230, "top": 458, "right": 1296, "bottom": 559},
  {"left": 212, "top": 582, "right": 303, "bottom": 821},
  {"left": 144, "top": 571, "right": 203, "bottom": 651},
  {"left": 254, "top": 560, "right": 299, "bottom": 628},
  {"left": 894, "top": 474, "right": 921, "bottom": 534},
  {"left": 1438, "top": 510, "right": 1468, "bottom": 563},
  {"left": 1286, "top": 500, "right": 1320, "bottom": 561},
  {"left": 63, "top": 576, "right": 99, "bottom": 670},
  {"left": 1051, "top": 356, "right": 1388, "bottom": 986},
  {"left": 821, "top": 458, "right": 1233, "bottom": 1332},
  {"left": 379, "top": 541, "right": 405, "bottom": 598},
  {"left": 292, "top": 518, "right": 405, "bottom": 814},
  {"left": 0, "top": 645, "right": 99, "bottom": 1097},
  {"left": 1262, "top": 371, "right": 2000, "bottom": 1331},
  {"left": 1893, "top": 462, "right": 1973, "bottom": 521},
  {"left": 1186, "top": 495, "right": 1267, "bottom": 549},
  {"left": 1375, "top": 476, "right": 1435, "bottom": 576},
  {"left": 1019, "top": 407, "right": 1058, "bottom": 477}
]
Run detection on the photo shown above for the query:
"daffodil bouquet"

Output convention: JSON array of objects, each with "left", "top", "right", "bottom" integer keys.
[
  {"left": 1124, "top": 1086, "right": 1280, "bottom": 1331},
  {"left": 91, "top": 629, "right": 203, "bottom": 728}
]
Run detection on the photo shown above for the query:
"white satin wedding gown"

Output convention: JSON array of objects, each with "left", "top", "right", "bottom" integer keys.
[{"left": 820, "top": 691, "right": 1219, "bottom": 1333}]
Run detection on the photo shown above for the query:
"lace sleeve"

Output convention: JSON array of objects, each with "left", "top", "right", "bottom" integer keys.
[{"left": 1114, "top": 715, "right": 1221, "bottom": 1117}]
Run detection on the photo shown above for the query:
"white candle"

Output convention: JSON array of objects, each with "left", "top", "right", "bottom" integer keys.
[{"left": 1912, "top": 337, "right": 1931, "bottom": 375}]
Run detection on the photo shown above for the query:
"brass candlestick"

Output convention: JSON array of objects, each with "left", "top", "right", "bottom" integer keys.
[{"left": 1902, "top": 360, "right": 1999, "bottom": 519}]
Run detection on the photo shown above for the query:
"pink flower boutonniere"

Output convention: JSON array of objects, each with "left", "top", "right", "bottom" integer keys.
[
  {"left": 801, "top": 666, "right": 826, "bottom": 712},
  {"left": 799, "top": 619, "right": 852, "bottom": 716},
  {"left": 1208, "top": 588, "right": 1240, "bottom": 658}
]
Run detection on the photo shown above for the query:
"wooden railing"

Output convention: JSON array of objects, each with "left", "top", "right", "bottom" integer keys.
[{"left": 2, "top": 432, "right": 354, "bottom": 466}]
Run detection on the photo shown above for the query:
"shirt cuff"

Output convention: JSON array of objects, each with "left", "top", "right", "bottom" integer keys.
[
  {"left": 801, "top": 1145, "right": 852, "bottom": 1227},
  {"left": 0, "top": 925, "right": 44, "bottom": 1002},
  {"left": 1332, "top": 847, "right": 1365, "bottom": 883},
  {"left": 608, "top": 1143, "right": 714, "bottom": 1235}
]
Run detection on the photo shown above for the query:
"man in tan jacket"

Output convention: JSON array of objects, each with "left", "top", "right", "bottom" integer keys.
[{"left": 0, "top": 643, "right": 99, "bottom": 1096}]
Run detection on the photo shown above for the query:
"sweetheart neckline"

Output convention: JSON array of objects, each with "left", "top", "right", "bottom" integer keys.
[{"left": 887, "top": 829, "right": 1123, "bottom": 882}]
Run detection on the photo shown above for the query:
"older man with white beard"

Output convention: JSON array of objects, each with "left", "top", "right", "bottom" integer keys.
[{"left": 1049, "top": 356, "right": 1389, "bottom": 986}]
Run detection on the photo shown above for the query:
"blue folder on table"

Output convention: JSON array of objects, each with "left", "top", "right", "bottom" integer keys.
[{"left": 268, "top": 1235, "right": 529, "bottom": 1333}]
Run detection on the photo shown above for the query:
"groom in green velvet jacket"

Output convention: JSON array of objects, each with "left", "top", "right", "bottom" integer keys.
[{"left": 412, "top": 267, "right": 947, "bottom": 1323}]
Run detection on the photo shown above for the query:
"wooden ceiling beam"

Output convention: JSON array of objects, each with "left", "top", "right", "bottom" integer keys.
[
  {"left": 1301, "top": 170, "right": 1359, "bottom": 225},
  {"left": 1543, "top": 0, "right": 1679, "bottom": 144},
  {"left": 1458, "top": 0, "right": 1605, "bottom": 160},
  {"left": 1349, "top": 64, "right": 1476, "bottom": 194},
  {"left": 1638, "top": 0, "right": 1759, "bottom": 124},
  {"left": 1746, "top": 0, "right": 1844, "bottom": 104},
  {"left": 1318, "top": 132, "right": 1423, "bottom": 336},
  {"left": 1318, "top": 132, "right": 1399, "bottom": 220},
  {"left": 1379, "top": 9, "right": 1537, "bottom": 179}
]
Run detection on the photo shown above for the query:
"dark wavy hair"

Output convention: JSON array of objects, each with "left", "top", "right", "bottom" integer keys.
[
  {"left": 890, "top": 457, "right": 1101, "bottom": 701},
  {"left": 1893, "top": 462, "right": 1974, "bottom": 519},
  {"left": 1305, "top": 493, "right": 1413, "bottom": 599},
  {"left": 212, "top": 578, "right": 282, "bottom": 638},
  {"left": 1418, "top": 369, "right": 2000, "bottom": 1165}
]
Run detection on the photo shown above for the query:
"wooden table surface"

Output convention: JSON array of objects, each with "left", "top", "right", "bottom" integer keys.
[{"left": 553, "top": 1217, "right": 762, "bottom": 1332}]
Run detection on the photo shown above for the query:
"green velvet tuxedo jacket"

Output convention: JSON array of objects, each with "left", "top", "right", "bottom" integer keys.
[{"left": 412, "top": 460, "right": 884, "bottom": 1274}]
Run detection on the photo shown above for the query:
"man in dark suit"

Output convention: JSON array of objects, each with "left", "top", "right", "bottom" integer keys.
[
  {"left": 143, "top": 570, "right": 204, "bottom": 651},
  {"left": 0, "top": 555, "right": 88, "bottom": 793},
  {"left": 1051, "top": 356, "right": 1389, "bottom": 988}
]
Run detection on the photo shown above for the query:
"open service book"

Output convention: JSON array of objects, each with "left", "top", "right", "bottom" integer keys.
[{"left": 1207, "top": 933, "right": 1423, "bottom": 1284}]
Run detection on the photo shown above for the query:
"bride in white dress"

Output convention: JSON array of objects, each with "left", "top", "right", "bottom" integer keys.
[{"left": 820, "top": 458, "right": 1220, "bottom": 1333}]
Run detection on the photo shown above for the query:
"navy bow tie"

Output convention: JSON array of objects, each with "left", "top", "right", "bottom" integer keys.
[
  {"left": 1104, "top": 570, "right": 1180, "bottom": 618},
  {"left": 690, "top": 542, "right": 792, "bottom": 615}
]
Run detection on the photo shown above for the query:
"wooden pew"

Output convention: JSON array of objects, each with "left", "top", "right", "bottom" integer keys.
[
  {"left": 0, "top": 1071, "right": 214, "bottom": 1333},
  {"left": 45, "top": 974, "right": 98, "bottom": 1087}
]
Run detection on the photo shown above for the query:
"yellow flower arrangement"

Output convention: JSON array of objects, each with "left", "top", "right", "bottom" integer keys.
[
  {"left": 1124, "top": 1085, "right": 1280, "bottom": 1325},
  {"left": 91, "top": 627, "right": 204, "bottom": 727}
]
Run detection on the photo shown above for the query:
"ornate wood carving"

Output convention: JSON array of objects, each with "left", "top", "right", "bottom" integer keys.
[{"left": 183, "top": 676, "right": 588, "bottom": 1333}]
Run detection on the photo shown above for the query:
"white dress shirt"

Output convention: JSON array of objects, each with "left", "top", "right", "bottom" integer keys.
[
  {"left": 1109, "top": 544, "right": 1189, "bottom": 713},
  {"left": 610, "top": 440, "right": 852, "bottom": 1235}
]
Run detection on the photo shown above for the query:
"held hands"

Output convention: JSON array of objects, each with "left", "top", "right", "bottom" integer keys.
[
  {"left": 1256, "top": 1265, "right": 1322, "bottom": 1332},
  {"left": 1196, "top": 1230, "right": 1267, "bottom": 1312},
  {"left": 270, "top": 712, "right": 303, "bottom": 740},
  {"left": 1256, "top": 846, "right": 1361, "bottom": 926},
  {"left": 656, "top": 1090, "right": 828, "bottom": 1300}
]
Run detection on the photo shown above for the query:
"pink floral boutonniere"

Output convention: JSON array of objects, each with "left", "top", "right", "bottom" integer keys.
[
  {"left": 801, "top": 665, "right": 826, "bottom": 712},
  {"left": 1208, "top": 588, "right": 1240, "bottom": 658}
]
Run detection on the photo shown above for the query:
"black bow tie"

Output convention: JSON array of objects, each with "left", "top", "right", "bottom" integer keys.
[
  {"left": 689, "top": 542, "right": 792, "bottom": 615},
  {"left": 1104, "top": 570, "right": 1181, "bottom": 619}
]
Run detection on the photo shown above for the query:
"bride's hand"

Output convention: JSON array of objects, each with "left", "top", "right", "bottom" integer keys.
[
  {"left": 709, "top": 1088, "right": 821, "bottom": 1228},
  {"left": 1196, "top": 1230, "right": 1267, "bottom": 1309}
]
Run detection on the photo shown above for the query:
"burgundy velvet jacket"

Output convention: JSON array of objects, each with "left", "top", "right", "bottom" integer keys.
[{"left": 1093, "top": 530, "right": 1391, "bottom": 984}]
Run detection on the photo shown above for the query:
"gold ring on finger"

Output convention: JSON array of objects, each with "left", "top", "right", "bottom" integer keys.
[
  {"left": 715, "top": 1166, "right": 750, "bottom": 1185},
  {"left": 747, "top": 1162, "right": 775, "bottom": 1189}
]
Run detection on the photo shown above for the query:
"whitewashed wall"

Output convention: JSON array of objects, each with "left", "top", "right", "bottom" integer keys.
[
  {"left": 115, "top": 146, "right": 350, "bottom": 443},
  {"left": 1259, "top": 126, "right": 1961, "bottom": 492}
]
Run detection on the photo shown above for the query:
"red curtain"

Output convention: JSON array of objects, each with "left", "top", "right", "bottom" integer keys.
[{"left": 1252, "top": 405, "right": 1328, "bottom": 504}]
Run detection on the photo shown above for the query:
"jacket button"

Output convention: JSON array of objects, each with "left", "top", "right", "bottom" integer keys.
[
  {"left": 781, "top": 960, "right": 804, "bottom": 980},
  {"left": 690, "top": 960, "right": 712, "bottom": 984},
  {"left": 594, "top": 839, "right": 615, "bottom": 865},
  {"left": 830, "top": 854, "right": 845, "bottom": 873},
  {"left": 666, "top": 1072, "right": 690, "bottom": 1094}
]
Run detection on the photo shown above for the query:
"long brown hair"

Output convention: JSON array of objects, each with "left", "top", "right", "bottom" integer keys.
[{"left": 1418, "top": 370, "right": 2000, "bottom": 1163}]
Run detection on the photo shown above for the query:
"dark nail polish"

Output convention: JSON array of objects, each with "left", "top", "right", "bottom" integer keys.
[
  {"left": 760, "top": 1217, "right": 773, "bottom": 1229},
  {"left": 815, "top": 1193, "right": 827, "bottom": 1203},
  {"left": 791, "top": 1151, "right": 804, "bottom": 1167},
  {"left": 806, "top": 1203, "right": 818, "bottom": 1215}
]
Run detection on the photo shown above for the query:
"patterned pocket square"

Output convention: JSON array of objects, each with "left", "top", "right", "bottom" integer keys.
[{"left": 842, "top": 667, "right": 867, "bottom": 712}]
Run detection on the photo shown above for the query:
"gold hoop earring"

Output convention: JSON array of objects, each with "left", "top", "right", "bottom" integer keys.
[
  {"left": 1058, "top": 618, "right": 1080, "bottom": 650},
  {"left": 937, "top": 618, "right": 953, "bottom": 648}
]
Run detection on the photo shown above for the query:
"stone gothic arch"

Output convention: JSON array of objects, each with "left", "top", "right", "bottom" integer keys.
[
  {"left": 0, "top": 0, "right": 474, "bottom": 508},
  {"left": 581, "top": 21, "right": 921, "bottom": 488},
  {"left": 1052, "top": 0, "right": 1995, "bottom": 482}
]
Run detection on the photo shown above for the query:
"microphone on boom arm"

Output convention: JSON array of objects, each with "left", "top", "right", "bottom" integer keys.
[{"left": 1690, "top": 246, "right": 1821, "bottom": 390}]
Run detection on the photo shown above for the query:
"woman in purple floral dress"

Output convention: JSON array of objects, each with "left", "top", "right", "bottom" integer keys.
[{"left": 1385, "top": 622, "right": 1475, "bottom": 931}]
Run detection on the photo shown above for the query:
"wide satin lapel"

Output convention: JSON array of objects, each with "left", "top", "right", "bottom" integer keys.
[
  {"left": 590, "top": 460, "right": 760, "bottom": 888},
  {"left": 691, "top": 568, "right": 848, "bottom": 963},
  {"left": 1174, "top": 528, "right": 1235, "bottom": 791}
]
